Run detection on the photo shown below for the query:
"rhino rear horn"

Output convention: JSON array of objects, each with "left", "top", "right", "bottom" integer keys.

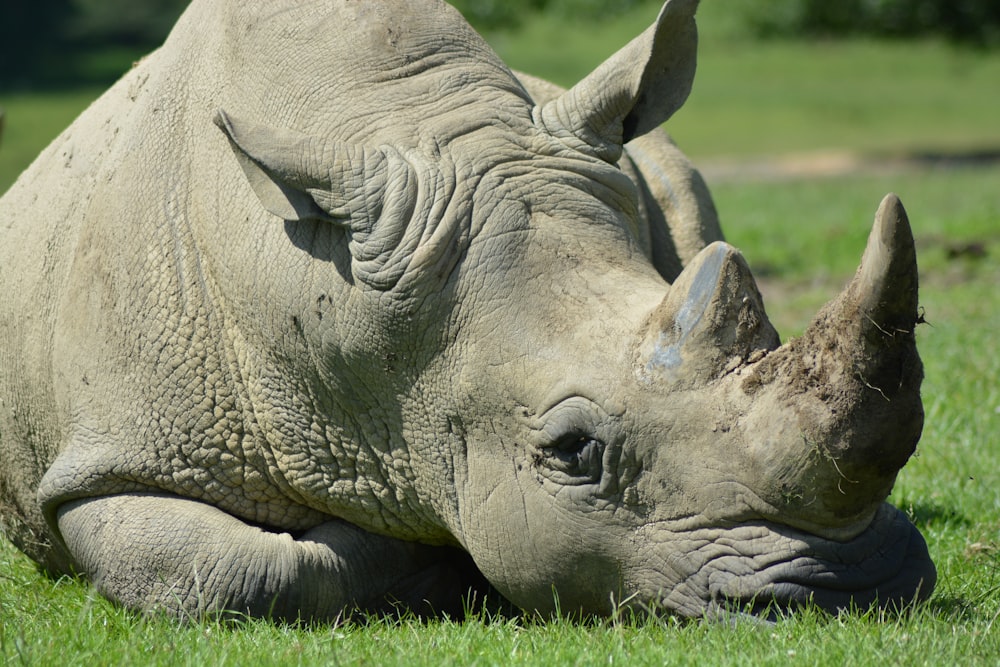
[
  {"left": 645, "top": 241, "right": 780, "bottom": 384},
  {"left": 535, "top": 0, "right": 699, "bottom": 163}
]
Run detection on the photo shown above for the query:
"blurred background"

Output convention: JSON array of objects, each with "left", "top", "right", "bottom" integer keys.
[
  {"left": 3, "top": 0, "right": 1000, "bottom": 87},
  {"left": 4, "top": 0, "right": 1000, "bottom": 185}
]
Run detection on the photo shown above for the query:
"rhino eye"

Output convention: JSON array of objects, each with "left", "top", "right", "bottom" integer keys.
[{"left": 537, "top": 434, "right": 605, "bottom": 485}]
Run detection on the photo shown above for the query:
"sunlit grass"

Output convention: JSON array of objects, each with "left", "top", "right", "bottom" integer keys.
[
  {"left": 3, "top": 539, "right": 999, "bottom": 666},
  {"left": 0, "top": 89, "right": 103, "bottom": 192}
]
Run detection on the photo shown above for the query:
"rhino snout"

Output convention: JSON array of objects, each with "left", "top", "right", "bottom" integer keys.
[
  {"left": 629, "top": 504, "right": 935, "bottom": 618},
  {"left": 703, "top": 504, "right": 936, "bottom": 617}
]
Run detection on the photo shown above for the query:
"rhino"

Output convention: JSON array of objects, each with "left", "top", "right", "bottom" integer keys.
[{"left": 0, "top": 0, "right": 934, "bottom": 621}]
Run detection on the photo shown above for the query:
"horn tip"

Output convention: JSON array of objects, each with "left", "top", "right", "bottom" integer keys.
[
  {"left": 855, "top": 193, "right": 919, "bottom": 320},
  {"left": 874, "top": 192, "right": 912, "bottom": 247},
  {"left": 875, "top": 193, "right": 916, "bottom": 258}
]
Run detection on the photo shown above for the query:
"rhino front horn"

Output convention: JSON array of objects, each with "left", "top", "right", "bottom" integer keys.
[
  {"left": 748, "top": 194, "right": 924, "bottom": 526},
  {"left": 802, "top": 192, "right": 923, "bottom": 413},
  {"left": 822, "top": 193, "right": 920, "bottom": 341}
]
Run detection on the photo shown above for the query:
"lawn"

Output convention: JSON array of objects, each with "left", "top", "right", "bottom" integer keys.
[{"left": 2, "top": 1, "right": 999, "bottom": 665}]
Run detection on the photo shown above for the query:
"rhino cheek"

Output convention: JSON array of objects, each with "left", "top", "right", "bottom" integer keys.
[{"left": 456, "top": 448, "right": 627, "bottom": 615}]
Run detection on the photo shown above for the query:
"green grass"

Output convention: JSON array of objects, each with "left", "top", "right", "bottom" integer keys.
[{"left": 3, "top": 2, "right": 1000, "bottom": 665}]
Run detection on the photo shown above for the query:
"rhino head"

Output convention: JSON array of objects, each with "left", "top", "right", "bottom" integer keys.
[
  {"left": 211, "top": 0, "right": 933, "bottom": 618},
  {"left": 449, "top": 192, "right": 932, "bottom": 617},
  {"left": 441, "top": 0, "right": 932, "bottom": 616}
]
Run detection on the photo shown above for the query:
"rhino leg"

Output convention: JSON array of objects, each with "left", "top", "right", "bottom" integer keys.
[{"left": 56, "top": 494, "right": 481, "bottom": 621}]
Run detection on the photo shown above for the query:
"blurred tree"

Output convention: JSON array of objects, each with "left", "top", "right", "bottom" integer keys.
[
  {"left": 11, "top": 0, "right": 994, "bottom": 90},
  {"left": 2, "top": 0, "right": 644, "bottom": 87},
  {"left": 449, "top": 0, "right": 647, "bottom": 30},
  {"left": 449, "top": 0, "right": 541, "bottom": 30},
  {"left": 742, "top": 0, "right": 1000, "bottom": 47},
  {"left": 0, "top": 0, "right": 75, "bottom": 87},
  {"left": 67, "top": 0, "right": 189, "bottom": 48},
  {"left": 0, "top": 0, "right": 188, "bottom": 87}
]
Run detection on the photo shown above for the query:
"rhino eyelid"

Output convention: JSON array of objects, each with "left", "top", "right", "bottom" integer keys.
[{"left": 552, "top": 433, "right": 601, "bottom": 454}]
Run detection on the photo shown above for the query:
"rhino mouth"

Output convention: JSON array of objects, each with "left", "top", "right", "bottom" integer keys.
[{"left": 691, "top": 503, "right": 936, "bottom": 617}]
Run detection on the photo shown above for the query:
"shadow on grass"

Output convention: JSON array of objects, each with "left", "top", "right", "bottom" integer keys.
[
  {"left": 903, "top": 500, "right": 970, "bottom": 529},
  {"left": 924, "top": 595, "right": 983, "bottom": 622},
  {"left": 909, "top": 148, "right": 1000, "bottom": 170}
]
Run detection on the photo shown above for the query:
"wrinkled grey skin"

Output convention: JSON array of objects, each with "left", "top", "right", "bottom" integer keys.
[{"left": 0, "top": 0, "right": 933, "bottom": 621}]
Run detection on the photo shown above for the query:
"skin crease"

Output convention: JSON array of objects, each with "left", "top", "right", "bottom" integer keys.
[{"left": 0, "top": 0, "right": 934, "bottom": 621}]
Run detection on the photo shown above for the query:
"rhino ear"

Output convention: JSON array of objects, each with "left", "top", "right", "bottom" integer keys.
[
  {"left": 214, "top": 109, "right": 426, "bottom": 290},
  {"left": 213, "top": 109, "right": 405, "bottom": 230},
  {"left": 535, "top": 0, "right": 698, "bottom": 163}
]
